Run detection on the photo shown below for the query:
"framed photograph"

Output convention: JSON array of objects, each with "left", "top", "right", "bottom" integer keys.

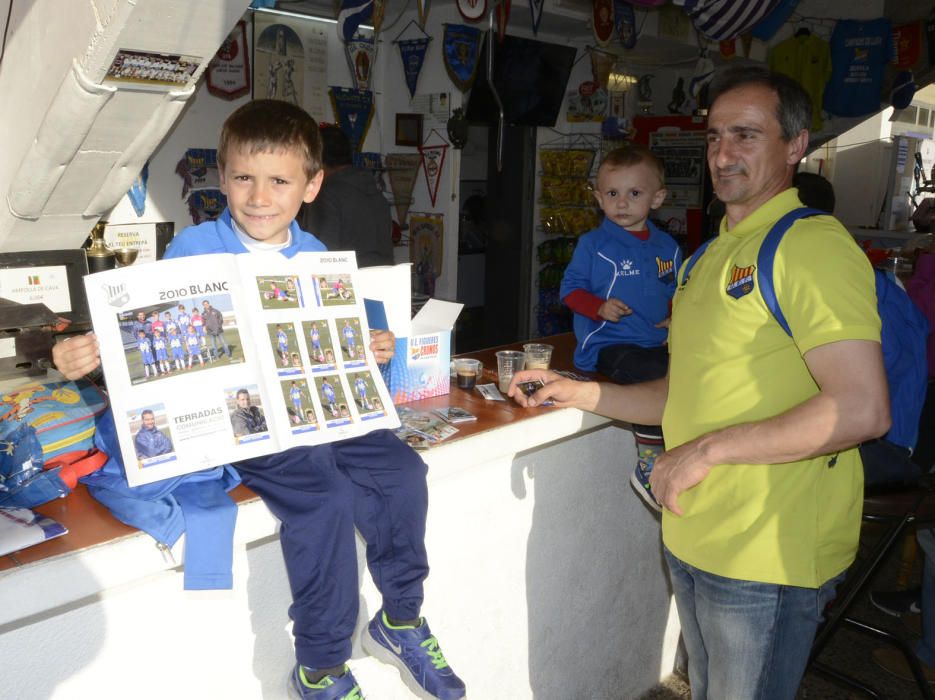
[{"left": 395, "top": 113, "right": 423, "bottom": 147}]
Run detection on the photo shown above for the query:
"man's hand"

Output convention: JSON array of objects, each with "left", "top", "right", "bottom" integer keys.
[
  {"left": 598, "top": 298, "right": 632, "bottom": 322},
  {"left": 648, "top": 437, "right": 715, "bottom": 516},
  {"left": 369, "top": 330, "right": 395, "bottom": 363},
  {"left": 52, "top": 333, "right": 101, "bottom": 380},
  {"left": 507, "top": 369, "right": 600, "bottom": 410}
]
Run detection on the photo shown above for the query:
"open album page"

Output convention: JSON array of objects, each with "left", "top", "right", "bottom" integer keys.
[{"left": 84, "top": 251, "right": 400, "bottom": 487}]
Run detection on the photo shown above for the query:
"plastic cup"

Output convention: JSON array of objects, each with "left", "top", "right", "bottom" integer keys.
[
  {"left": 523, "top": 343, "right": 553, "bottom": 370},
  {"left": 496, "top": 350, "right": 526, "bottom": 393},
  {"left": 454, "top": 358, "right": 482, "bottom": 390}
]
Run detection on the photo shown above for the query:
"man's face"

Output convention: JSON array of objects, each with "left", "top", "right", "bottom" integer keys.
[
  {"left": 137, "top": 312, "right": 146, "bottom": 322},
  {"left": 142, "top": 412, "right": 155, "bottom": 429},
  {"left": 706, "top": 84, "right": 806, "bottom": 226},
  {"left": 219, "top": 145, "right": 323, "bottom": 245},
  {"left": 203, "top": 301, "right": 210, "bottom": 310},
  {"left": 237, "top": 393, "right": 250, "bottom": 408}
]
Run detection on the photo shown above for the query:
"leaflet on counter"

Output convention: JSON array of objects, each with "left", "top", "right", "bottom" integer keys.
[{"left": 84, "top": 251, "right": 399, "bottom": 486}]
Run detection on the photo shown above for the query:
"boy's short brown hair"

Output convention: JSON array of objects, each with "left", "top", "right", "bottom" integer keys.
[
  {"left": 599, "top": 144, "right": 665, "bottom": 188},
  {"left": 218, "top": 99, "right": 323, "bottom": 180}
]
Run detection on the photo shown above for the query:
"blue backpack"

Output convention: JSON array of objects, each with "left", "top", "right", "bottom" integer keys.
[{"left": 682, "top": 207, "right": 930, "bottom": 450}]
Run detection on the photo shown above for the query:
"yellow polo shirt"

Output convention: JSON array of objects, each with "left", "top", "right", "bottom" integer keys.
[{"left": 662, "top": 189, "right": 880, "bottom": 587}]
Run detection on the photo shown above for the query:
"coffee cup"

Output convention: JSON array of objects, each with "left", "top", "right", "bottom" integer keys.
[
  {"left": 454, "top": 358, "right": 482, "bottom": 390},
  {"left": 523, "top": 343, "right": 554, "bottom": 370}
]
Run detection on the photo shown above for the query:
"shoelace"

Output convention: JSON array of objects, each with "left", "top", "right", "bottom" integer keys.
[
  {"left": 343, "top": 687, "right": 364, "bottom": 700},
  {"left": 420, "top": 636, "right": 450, "bottom": 669}
]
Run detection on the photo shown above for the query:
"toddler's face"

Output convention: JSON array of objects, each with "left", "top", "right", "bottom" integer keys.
[{"left": 593, "top": 161, "right": 666, "bottom": 231}]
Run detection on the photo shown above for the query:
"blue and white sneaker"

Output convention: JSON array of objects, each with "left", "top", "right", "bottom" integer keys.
[
  {"left": 630, "top": 459, "right": 662, "bottom": 512},
  {"left": 289, "top": 664, "right": 364, "bottom": 700},
  {"left": 362, "top": 610, "right": 466, "bottom": 700}
]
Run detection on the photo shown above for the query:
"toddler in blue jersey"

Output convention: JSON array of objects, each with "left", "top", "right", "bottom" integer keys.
[
  {"left": 169, "top": 328, "right": 186, "bottom": 371},
  {"left": 185, "top": 325, "right": 204, "bottom": 368},
  {"left": 152, "top": 328, "right": 171, "bottom": 374},
  {"left": 560, "top": 144, "right": 681, "bottom": 511}
]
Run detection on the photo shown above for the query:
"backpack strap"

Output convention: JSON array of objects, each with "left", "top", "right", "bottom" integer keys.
[
  {"left": 756, "top": 207, "right": 825, "bottom": 337},
  {"left": 679, "top": 236, "right": 718, "bottom": 285}
]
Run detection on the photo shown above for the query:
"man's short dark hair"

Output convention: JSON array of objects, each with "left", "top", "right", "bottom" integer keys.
[
  {"left": 218, "top": 99, "right": 323, "bottom": 180},
  {"left": 236, "top": 389, "right": 250, "bottom": 399},
  {"left": 708, "top": 66, "right": 811, "bottom": 141},
  {"left": 319, "top": 124, "right": 353, "bottom": 169},
  {"left": 141, "top": 409, "right": 154, "bottom": 418}
]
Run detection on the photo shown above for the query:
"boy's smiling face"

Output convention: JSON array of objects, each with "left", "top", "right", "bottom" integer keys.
[
  {"left": 220, "top": 146, "right": 323, "bottom": 245},
  {"left": 593, "top": 161, "right": 666, "bottom": 232}
]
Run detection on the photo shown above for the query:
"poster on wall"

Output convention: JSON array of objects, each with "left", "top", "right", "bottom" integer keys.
[
  {"left": 648, "top": 130, "right": 705, "bottom": 208},
  {"left": 253, "top": 12, "right": 330, "bottom": 122}
]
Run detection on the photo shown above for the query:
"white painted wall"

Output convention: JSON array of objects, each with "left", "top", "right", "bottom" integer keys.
[{"left": 1, "top": 414, "right": 679, "bottom": 700}]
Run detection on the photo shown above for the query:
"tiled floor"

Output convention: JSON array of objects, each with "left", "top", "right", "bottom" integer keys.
[{"left": 640, "top": 521, "right": 933, "bottom": 700}]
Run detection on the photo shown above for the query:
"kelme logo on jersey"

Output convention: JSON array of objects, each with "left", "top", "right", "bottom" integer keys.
[
  {"left": 726, "top": 264, "right": 756, "bottom": 299},
  {"left": 656, "top": 257, "right": 675, "bottom": 284}
]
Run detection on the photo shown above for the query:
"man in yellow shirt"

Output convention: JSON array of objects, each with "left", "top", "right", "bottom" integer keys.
[{"left": 510, "top": 66, "right": 891, "bottom": 699}]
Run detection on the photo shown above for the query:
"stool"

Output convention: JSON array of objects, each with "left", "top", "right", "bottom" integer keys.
[{"left": 808, "top": 480, "right": 935, "bottom": 699}]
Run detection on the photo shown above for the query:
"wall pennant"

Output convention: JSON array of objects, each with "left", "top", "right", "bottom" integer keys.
[
  {"left": 372, "top": 0, "right": 385, "bottom": 33},
  {"left": 495, "top": 0, "right": 512, "bottom": 43},
  {"left": 418, "top": 130, "right": 449, "bottom": 207},
  {"left": 385, "top": 153, "right": 422, "bottom": 228},
  {"left": 592, "top": 0, "right": 614, "bottom": 47},
  {"left": 528, "top": 0, "right": 545, "bottom": 35},
  {"left": 409, "top": 213, "right": 444, "bottom": 296},
  {"left": 344, "top": 35, "right": 376, "bottom": 90},
  {"left": 337, "top": 0, "right": 374, "bottom": 42},
  {"left": 457, "top": 0, "right": 487, "bottom": 22},
  {"left": 328, "top": 87, "right": 375, "bottom": 154},
  {"left": 614, "top": 0, "right": 637, "bottom": 49},
  {"left": 443, "top": 23, "right": 484, "bottom": 92},
  {"left": 393, "top": 20, "right": 432, "bottom": 99},
  {"left": 417, "top": 0, "right": 430, "bottom": 28},
  {"left": 207, "top": 19, "right": 251, "bottom": 100}
]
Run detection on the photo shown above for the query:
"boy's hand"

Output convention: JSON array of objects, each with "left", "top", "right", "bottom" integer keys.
[
  {"left": 52, "top": 333, "right": 101, "bottom": 380},
  {"left": 655, "top": 317, "right": 671, "bottom": 329},
  {"left": 598, "top": 298, "right": 631, "bottom": 322},
  {"left": 369, "top": 330, "right": 395, "bottom": 363}
]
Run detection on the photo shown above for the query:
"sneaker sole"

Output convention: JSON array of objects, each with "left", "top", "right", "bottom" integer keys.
[
  {"left": 362, "top": 627, "right": 466, "bottom": 700},
  {"left": 629, "top": 470, "right": 662, "bottom": 512}
]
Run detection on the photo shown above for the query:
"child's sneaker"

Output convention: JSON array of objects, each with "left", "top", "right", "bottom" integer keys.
[
  {"left": 630, "top": 459, "right": 662, "bottom": 512},
  {"left": 289, "top": 664, "right": 364, "bottom": 700},
  {"left": 362, "top": 610, "right": 466, "bottom": 700}
]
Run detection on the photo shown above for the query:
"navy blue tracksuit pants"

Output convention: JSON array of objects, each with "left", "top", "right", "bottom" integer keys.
[{"left": 235, "top": 429, "right": 429, "bottom": 669}]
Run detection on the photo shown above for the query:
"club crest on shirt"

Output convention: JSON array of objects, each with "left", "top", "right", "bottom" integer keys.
[
  {"left": 726, "top": 264, "right": 755, "bottom": 299},
  {"left": 656, "top": 256, "right": 675, "bottom": 284}
]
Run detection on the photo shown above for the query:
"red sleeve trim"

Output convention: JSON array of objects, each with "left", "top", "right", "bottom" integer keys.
[{"left": 564, "top": 289, "right": 604, "bottom": 321}]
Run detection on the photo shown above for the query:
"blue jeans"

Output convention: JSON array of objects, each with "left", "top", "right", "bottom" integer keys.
[
  {"left": 915, "top": 528, "right": 935, "bottom": 666},
  {"left": 665, "top": 548, "right": 844, "bottom": 699}
]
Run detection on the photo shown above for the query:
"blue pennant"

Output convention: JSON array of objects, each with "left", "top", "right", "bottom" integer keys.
[
  {"left": 443, "top": 24, "right": 483, "bottom": 92},
  {"left": 337, "top": 0, "right": 374, "bottom": 42},
  {"left": 397, "top": 37, "right": 431, "bottom": 99},
  {"left": 127, "top": 162, "right": 149, "bottom": 217},
  {"left": 329, "top": 87, "right": 374, "bottom": 154}
]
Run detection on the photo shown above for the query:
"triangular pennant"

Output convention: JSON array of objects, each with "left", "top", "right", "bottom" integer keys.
[
  {"left": 127, "top": 162, "right": 149, "bottom": 217},
  {"left": 385, "top": 153, "right": 422, "bottom": 228},
  {"left": 372, "top": 0, "right": 385, "bottom": 33},
  {"left": 528, "top": 0, "right": 544, "bottom": 35},
  {"left": 344, "top": 35, "right": 375, "bottom": 90},
  {"left": 418, "top": 131, "right": 449, "bottom": 207},
  {"left": 328, "top": 87, "right": 374, "bottom": 154},
  {"left": 495, "top": 0, "right": 511, "bottom": 43},
  {"left": 396, "top": 37, "right": 431, "bottom": 99},
  {"left": 337, "top": 0, "right": 374, "bottom": 42},
  {"left": 593, "top": 0, "right": 614, "bottom": 47},
  {"left": 443, "top": 24, "right": 484, "bottom": 92},
  {"left": 409, "top": 213, "right": 444, "bottom": 295},
  {"left": 589, "top": 47, "right": 615, "bottom": 90},
  {"left": 417, "top": 0, "right": 430, "bottom": 28},
  {"left": 614, "top": 0, "right": 637, "bottom": 49}
]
